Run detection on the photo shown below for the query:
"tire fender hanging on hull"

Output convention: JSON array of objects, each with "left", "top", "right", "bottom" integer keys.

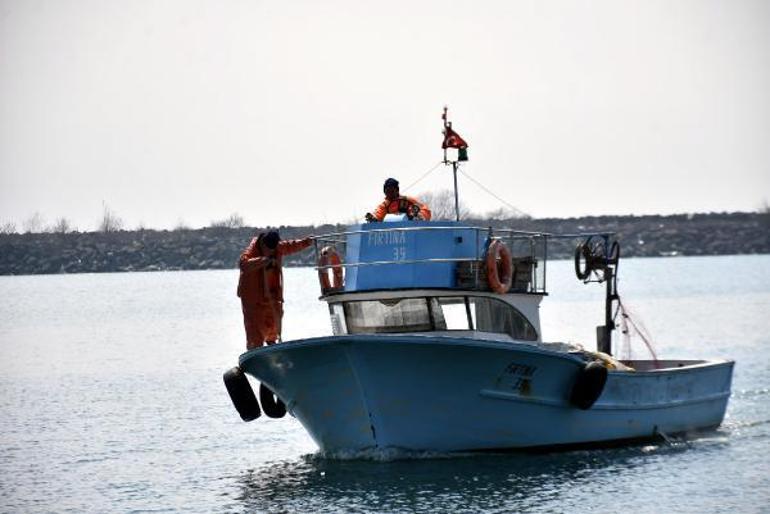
[
  {"left": 223, "top": 367, "right": 261, "bottom": 421},
  {"left": 259, "top": 383, "right": 287, "bottom": 419},
  {"left": 570, "top": 361, "right": 608, "bottom": 410}
]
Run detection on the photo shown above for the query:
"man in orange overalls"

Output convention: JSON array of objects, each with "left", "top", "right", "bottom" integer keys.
[
  {"left": 365, "top": 178, "right": 432, "bottom": 222},
  {"left": 237, "top": 230, "right": 312, "bottom": 349}
]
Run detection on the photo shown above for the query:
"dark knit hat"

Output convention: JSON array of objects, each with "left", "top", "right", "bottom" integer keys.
[
  {"left": 383, "top": 178, "right": 399, "bottom": 191},
  {"left": 262, "top": 230, "right": 280, "bottom": 250}
]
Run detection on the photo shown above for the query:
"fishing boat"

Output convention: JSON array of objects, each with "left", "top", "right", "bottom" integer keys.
[{"left": 223, "top": 110, "right": 733, "bottom": 453}]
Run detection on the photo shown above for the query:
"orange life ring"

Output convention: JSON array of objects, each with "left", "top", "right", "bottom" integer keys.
[
  {"left": 486, "top": 239, "right": 513, "bottom": 294},
  {"left": 318, "top": 246, "right": 344, "bottom": 292}
]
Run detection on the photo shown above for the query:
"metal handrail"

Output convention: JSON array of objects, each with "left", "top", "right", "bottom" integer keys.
[
  {"left": 309, "top": 223, "right": 607, "bottom": 295},
  {"left": 309, "top": 224, "right": 556, "bottom": 241},
  {"left": 316, "top": 256, "right": 481, "bottom": 270},
  {"left": 309, "top": 224, "right": 612, "bottom": 244}
]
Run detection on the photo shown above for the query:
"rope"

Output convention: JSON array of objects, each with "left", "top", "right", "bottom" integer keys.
[
  {"left": 456, "top": 167, "right": 529, "bottom": 218},
  {"left": 400, "top": 161, "right": 530, "bottom": 219},
  {"left": 401, "top": 161, "right": 444, "bottom": 193}
]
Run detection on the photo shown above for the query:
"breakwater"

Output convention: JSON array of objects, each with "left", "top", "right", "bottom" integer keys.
[{"left": 1, "top": 212, "right": 767, "bottom": 275}]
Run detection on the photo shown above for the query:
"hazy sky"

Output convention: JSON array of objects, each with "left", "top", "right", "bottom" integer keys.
[{"left": 1, "top": 0, "right": 768, "bottom": 231}]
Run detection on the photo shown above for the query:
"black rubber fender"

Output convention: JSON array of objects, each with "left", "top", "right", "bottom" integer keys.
[
  {"left": 570, "top": 361, "right": 608, "bottom": 410},
  {"left": 259, "top": 383, "right": 287, "bottom": 419},
  {"left": 223, "top": 367, "right": 261, "bottom": 421}
]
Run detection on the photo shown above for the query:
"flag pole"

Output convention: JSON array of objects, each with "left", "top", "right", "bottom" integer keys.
[
  {"left": 452, "top": 161, "right": 460, "bottom": 221},
  {"left": 442, "top": 106, "right": 462, "bottom": 222}
]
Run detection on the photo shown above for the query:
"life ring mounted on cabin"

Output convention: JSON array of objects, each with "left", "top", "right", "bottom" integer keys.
[
  {"left": 486, "top": 239, "right": 513, "bottom": 294},
  {"left": 318, "top": 246, "right": 344, "bottom": 293}
]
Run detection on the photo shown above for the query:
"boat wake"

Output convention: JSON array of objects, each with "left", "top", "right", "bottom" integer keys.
[
  {"left": 313, "top": 447, "right": 477, "bottom": 462},
  {"left": 732, "top": 387, "right": 770, "bottom": 399}
]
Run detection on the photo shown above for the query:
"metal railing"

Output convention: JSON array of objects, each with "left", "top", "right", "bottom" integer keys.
[{"left": 309, "top": 224, "right": 577, "bottom": 295}]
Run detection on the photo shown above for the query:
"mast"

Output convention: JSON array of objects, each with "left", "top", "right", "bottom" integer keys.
[
  {"left": 452, "top": 162, "right": 460, "bottom": 221},
  {"left": 600, "top": 265, "right": 616, "bottom": 355},
  {"left": 441, "top": 106, "right": 469, "bottom": 222}
]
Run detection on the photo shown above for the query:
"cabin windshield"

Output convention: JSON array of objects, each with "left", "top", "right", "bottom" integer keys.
[{"left": 338, "top": 296, "right": 537, "bottom": 341}]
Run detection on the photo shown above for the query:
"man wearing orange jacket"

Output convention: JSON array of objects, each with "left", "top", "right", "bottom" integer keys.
[
  {"left": 365, "top": 178, "right": 432, "bottom": 222},
  {"left": 237, "top": 230, "right": 312, "bottom": 349}
]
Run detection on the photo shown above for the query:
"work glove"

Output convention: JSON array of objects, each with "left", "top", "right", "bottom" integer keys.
[{"left": 365, "top": 213, "right": 377, "bottom": 223}]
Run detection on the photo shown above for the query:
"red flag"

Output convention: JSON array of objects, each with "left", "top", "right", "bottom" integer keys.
[{"left": 442, "top": 124, "right": 468, "bottom": 149}]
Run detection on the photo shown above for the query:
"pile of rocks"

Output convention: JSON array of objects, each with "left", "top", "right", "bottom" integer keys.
[{"left": 1, "top": 213, "right": 767, "bottom": 276}]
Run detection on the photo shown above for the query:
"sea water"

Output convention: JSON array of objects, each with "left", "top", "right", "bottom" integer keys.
[{"left": 1, "top": 255, "right": 768, "bottom": 513}]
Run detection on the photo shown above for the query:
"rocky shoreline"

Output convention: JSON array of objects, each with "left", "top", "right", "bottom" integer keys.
[{"left": 1, "top": 212, "right": 767, "bottom": 276}]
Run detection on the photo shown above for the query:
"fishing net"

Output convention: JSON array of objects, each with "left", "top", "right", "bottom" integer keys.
[{"left": 616, "top": 297, "right": 659, "bottom": 364}]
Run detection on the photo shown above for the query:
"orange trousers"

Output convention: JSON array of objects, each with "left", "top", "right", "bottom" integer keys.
[{"left": 241, "top": 300, "right": 283, "bottom": 349}]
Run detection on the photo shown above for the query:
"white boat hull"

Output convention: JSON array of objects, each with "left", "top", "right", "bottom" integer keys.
[{"left": 240, "top": 335, "right": 733, "bottom": 452}]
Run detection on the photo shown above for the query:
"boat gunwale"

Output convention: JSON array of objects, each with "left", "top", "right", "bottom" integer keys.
[
  {"left": 239, "top": 334, "right": 734, "bottom": 375},
  {"left": 240, "top": 334, "right": 585, "bottom": 366}
]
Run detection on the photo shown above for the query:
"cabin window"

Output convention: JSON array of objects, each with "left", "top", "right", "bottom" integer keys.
[
  {"left": 435, "top": 298, "right": 473, "bottom": 330},
  {"left": 343, "top": 298, "right": 437, "bottom": 334},
  {"left": 468, "top": 297, "right": 538, "bottom": 341},
  {"left": 435, "top": 297, "right": 537, "bottom": 341},
  {"left": 339, "top": 296, "right": 537, "bottom": 341}
]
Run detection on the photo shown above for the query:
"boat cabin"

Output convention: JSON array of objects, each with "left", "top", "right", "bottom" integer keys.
[{"left": 313, "top": 220, "right": 549, "bottom": 343}]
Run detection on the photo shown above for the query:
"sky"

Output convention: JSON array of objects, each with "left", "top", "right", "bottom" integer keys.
[{"left": 1, "top": 0, "right": 768, "bottom": 231}]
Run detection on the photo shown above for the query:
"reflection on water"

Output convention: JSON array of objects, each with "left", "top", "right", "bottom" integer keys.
[{"left": 233, "top": 442, "right": 707, "bottom": 513}]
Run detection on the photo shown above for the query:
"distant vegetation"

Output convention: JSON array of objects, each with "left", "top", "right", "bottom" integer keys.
[
  {"left": 0, "top": 221, "right": 17, "bottom": 235},
  {"left": 413, "top": 189, "right": 528, "bottom": 221},
  {"left": 1, "top": 189, "right": 519, "bottom": 234},
  {"left": 209, "top": 213, "right": 245, "bottom": 229},
  {"left": 98, "top": 203, "right": 123, "bottom": 233},
  {"left": 418, "top": 190, "right": 475, "bottom": 220}
]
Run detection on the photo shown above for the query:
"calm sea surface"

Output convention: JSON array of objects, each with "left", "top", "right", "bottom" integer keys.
[{"left": 1, "top": 255, "right": 769, "bottom": 513}]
